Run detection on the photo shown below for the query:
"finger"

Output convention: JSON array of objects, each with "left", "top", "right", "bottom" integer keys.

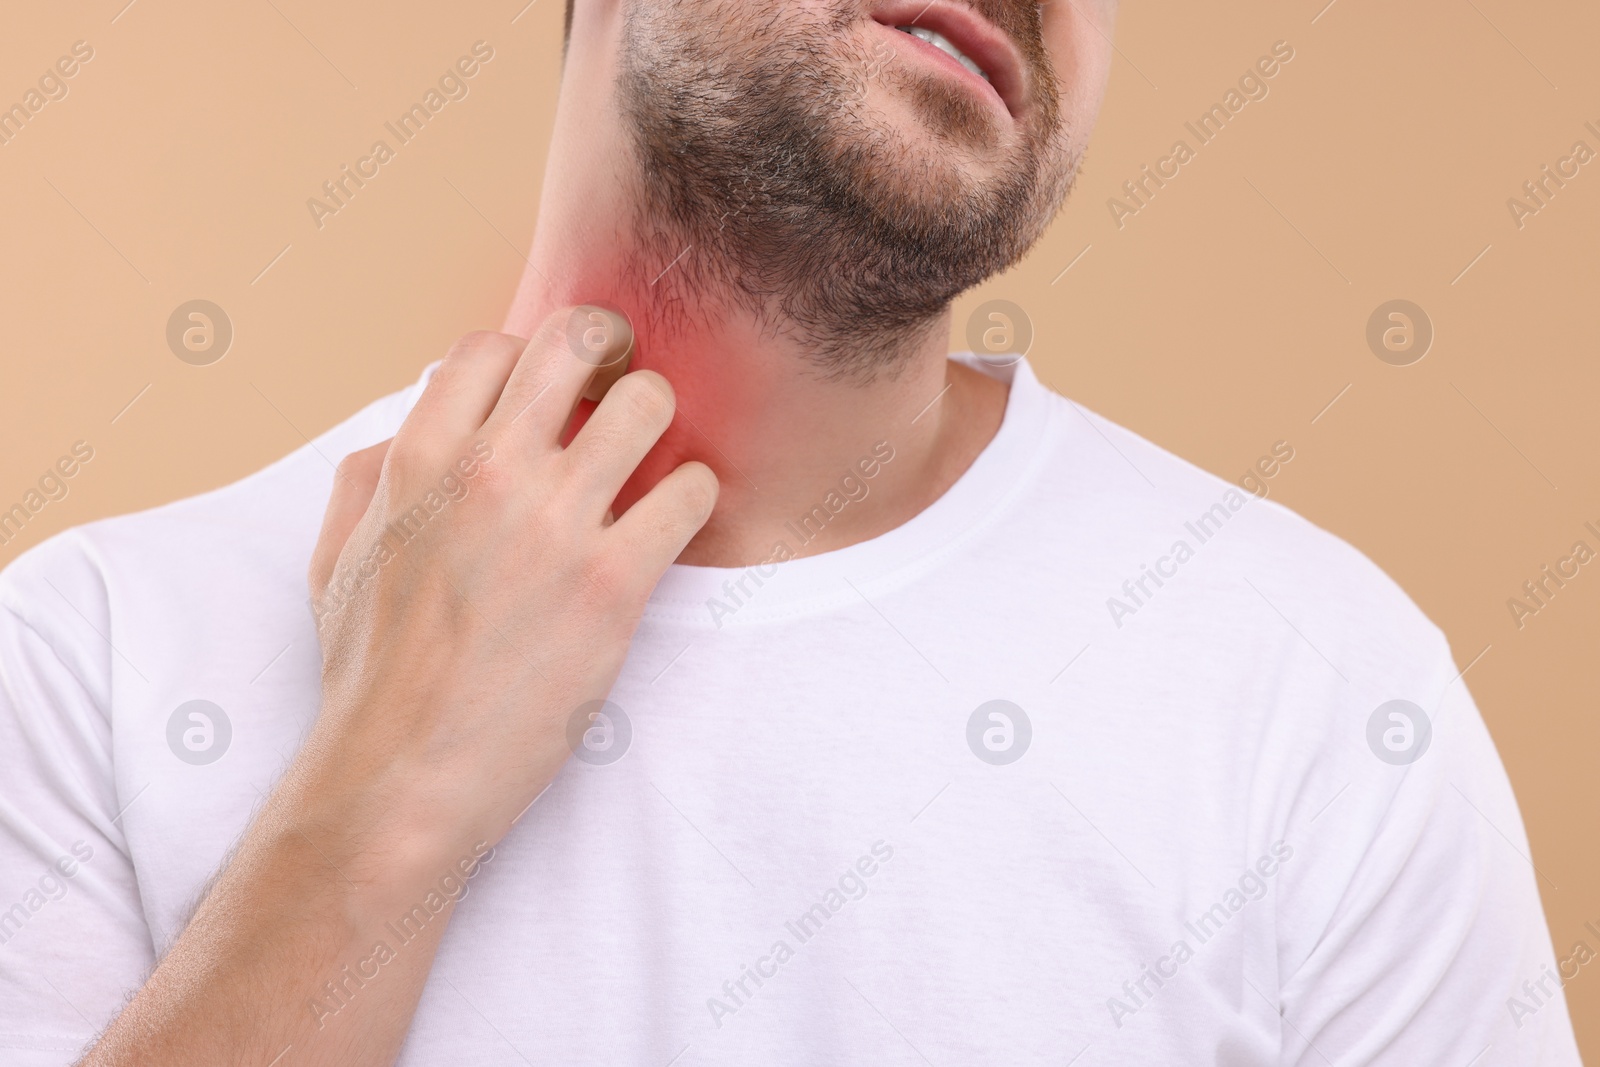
[
  {"left": 579, "top": 309, "right": 635, "bottom": 403},
  {"left": 309, "top": 439, "right": 391, "bottom": 599},
  {"left": 562, "top": 370, "right": 677, "bottom": 513},
  {"left": 399, "top": 331, "right": 525, "bottom": 447},
  {"left": 609, "top": 460, "right": 720, "bottom": 578},
  {"left": 485, "top": 306, "right": 633, "bottom": 447}
]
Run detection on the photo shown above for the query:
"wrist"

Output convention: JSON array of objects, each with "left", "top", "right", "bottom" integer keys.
[{"left": 264, "top": 738, "right": 489, "bottom": 902}]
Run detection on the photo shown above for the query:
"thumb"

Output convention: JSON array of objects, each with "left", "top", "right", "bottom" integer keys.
[{"left": 308, "top": 439, "right": 391, "bottom": 605}]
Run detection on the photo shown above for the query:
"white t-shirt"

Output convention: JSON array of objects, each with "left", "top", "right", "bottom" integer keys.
[{"left": 0, "top": 357, "right": 1580, "bottom": 1065}]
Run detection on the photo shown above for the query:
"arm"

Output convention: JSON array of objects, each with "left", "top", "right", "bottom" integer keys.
[
  {"left": 81, "top": 311, "right": 718, "bottom": 1067},
  {"left": 0, "top": 560, "right": 155, "bottom": 1063},
  {"left": 1275, "top": 649, "right": 1581, "bottom": 1065}
]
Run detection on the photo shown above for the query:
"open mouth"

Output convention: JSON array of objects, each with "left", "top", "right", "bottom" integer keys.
[
  {"left": 897, "top": 25, "right": 989, "bottom": 81},
  {"left": 870, "top": 0, "right": 1028, "bottom": 119}
]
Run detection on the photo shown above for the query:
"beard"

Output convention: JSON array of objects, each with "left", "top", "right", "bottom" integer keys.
[{"left": 617, "top": 0, "right": 1079, "bottom": 380}]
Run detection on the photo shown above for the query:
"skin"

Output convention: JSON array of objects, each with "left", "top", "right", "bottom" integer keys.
[
  {"left": 522, "top": 0, "right": 1116, "bottom": 565},
  {"left": 80, "top": 2, "right": 1114, "bottom": 1064}
]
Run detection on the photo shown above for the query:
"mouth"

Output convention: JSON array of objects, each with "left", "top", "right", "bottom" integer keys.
[{"left": 870, "top": 0, "right": 1028, "bottom": 120}]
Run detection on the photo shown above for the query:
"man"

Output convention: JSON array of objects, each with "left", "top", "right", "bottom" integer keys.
[{"left": 0, "top": 0, "right": 1579, "bottom": 1063}]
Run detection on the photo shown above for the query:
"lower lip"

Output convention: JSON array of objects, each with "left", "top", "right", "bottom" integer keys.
[{"left": 871, "top": 22, "right": 1011, "bottom": 118}]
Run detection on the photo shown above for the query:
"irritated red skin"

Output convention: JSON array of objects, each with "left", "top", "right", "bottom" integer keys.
[
  {"left": 489, "top": 145, "right": 961, "bottom": 568},
  {"left": 493, "top": 0, "right": 1115, "bottom": 566},
  {"left": 507, "top": 237, "right": 973, "bottom": 566},
  {"left": 512, "top": 249, "right": 775, "bottom": 525},
  {"left": 559, "top": 326, "right": 766, "bottom": 522}
]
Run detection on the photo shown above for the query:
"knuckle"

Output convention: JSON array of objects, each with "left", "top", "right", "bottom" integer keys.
[
  {"left": 334, "top": 451, "right": 367, "bottom": 481},
  {"left": 384, "top": 433, "right": 425, "bottom": 472},
  {"left": 576, "top": 551, "right": 632, "bottom": 605},
  {"left": 629, "top": 469, "right": 717, "bottom": 548},
  {"left": 675, "top": 466, "right": 719, "bottom": 519},
  {"left": 463, "top": 447, "right": 511, "bottom": 503},
  {"left": 446, "top": 330, "right": 519, "bottom": 362},
  {"left": 535, "top": 307, "right": 578, "bottom": 355},
  {"left": 639, "top": 511, "right": 689, "bottom": 549},
  {"left": 333, "top": 442, "right": 387, "bottom": 484},
  {"left": 429, "top": 333, "right": 523, "bottom": 392},
  {"left": 617, "top": 371, "right": 675, "bottom": 423}
]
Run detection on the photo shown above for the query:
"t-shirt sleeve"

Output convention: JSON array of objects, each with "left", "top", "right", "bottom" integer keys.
[
  {"left": 1274, "top": 643, "right": 1582, "bottom": 1065},
  {"left": 0, "top": 537, "right": 155, "bottom": 1066}
]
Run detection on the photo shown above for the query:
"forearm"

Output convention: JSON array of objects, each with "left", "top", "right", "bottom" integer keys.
[
  {"left": 80, "top": 315, "right": 710, "bottom": 1064},
  {"left": 81, "top": 761, "right": 470, "bottom": 1067}
]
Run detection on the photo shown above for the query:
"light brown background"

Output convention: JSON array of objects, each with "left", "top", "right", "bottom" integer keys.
[{"left": 3, "top": 0, "right": 1595, "bottom": 1052}]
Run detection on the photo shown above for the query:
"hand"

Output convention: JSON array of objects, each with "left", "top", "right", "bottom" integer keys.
[
  {"left": 82, "top": 311, "right": 716, "bottom": 1067},
  {"left": 300, "top": 308, "right": 718, "bottom": 864}
]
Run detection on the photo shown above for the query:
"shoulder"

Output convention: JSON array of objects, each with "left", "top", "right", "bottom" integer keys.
[
  {"left": 1017, "top": 372, "right": 1453, "bottom": 693},
  {"left": 0, "top": 376, "right": 423, "bottom": 670}
]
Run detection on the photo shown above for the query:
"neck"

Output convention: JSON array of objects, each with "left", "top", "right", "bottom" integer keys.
[{"left": 500, "top": 76, "right": 1008, "bottom": 569}]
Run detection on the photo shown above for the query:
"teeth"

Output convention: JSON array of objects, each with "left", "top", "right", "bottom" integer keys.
[{"left": 896, "top": 25, "right": 989, "bottom": 81}]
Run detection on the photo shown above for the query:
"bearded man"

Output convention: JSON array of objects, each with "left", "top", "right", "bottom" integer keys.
[{"left": 0, "top": 2, "right": 1578, "bottom": 1064}]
